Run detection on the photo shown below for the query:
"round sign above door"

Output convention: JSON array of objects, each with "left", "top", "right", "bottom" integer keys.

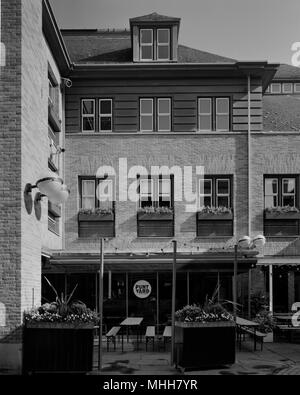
[{"left": 133, "top": 280, "right": 152, "bottom": 299}]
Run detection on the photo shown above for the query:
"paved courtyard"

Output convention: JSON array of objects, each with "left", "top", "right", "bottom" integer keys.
[{"left": 91, "top": 339, "right": 300, "bottom": 375}]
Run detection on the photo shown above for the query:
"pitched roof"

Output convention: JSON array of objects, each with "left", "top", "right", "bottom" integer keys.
[
  {"left": 61, "top": 30, "right": 235, "bottom": 64},
  {"left": 129, "top": 12, "right": 180, "bottom": 23},
  {"left": 273, "top": 63, "right": 300, "bottom": 80},
  {"left": 263, "top": 95, "right": 300, "bottom": 131}
]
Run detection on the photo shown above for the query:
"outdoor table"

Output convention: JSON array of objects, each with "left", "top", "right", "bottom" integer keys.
[
  {"left": 120, "top": 317, "right": 144, "bottom": 352},
  {"left": 236, "top": 317, "right": 259, "bottom": 350}
]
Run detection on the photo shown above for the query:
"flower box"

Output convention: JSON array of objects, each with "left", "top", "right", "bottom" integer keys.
[
  {"left": 264, "top": 211, "right": 300, "bottom": 220},
  {"left": 78, "top": 212, "right": 114, "bottom": 221},
  {"left": 137, "top": 212, "right": 173, "bottom": 221},
  {"left": 23, "top": 321, "right": 95, "bottom": 374},
  {"left": 174, "top": 321, "right": 236, "bottom": 369},
  {"left": 197, "top": 211, "right": 233, "bottom": 221}
]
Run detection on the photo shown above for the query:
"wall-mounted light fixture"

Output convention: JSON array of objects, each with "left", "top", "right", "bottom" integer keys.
[{"left": 25, "top": 177, "right": 70, "bottom": 205}]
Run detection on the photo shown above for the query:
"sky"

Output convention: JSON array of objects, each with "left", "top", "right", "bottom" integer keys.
[{"left": 49, "top": 0, "right": 300, "bottom": 65}]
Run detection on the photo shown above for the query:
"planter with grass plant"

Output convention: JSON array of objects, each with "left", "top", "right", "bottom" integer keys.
[
  {"left": 174, "top": 289, "right": 236, "bottom": 370},
  {"left": 197, "top": 206, "right": 233, "bottom": 220},
  {"left": 137, "top": 206, "right": 174, "bottom": 220},
  {"left": 254, "top": 310, "right": 275, "bottom": 342},
  {"left": 23, "top": 278, "right": 99, "bottom": 374},
  {"left": 264, "top": 206, "right": 300, "bottom": 220}
]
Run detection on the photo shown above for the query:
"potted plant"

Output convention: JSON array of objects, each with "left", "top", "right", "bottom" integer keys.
[
  {"left": 78, "top": 207, "right": 114, "bottom": 221},
  {"left": 197, "top": 206, "right": 233, "bottom": 220},
  {"left": 264, "top": 206, "right": 300, "bottom": 220},
  {"left": 137, "top": 206, "right": 174, "bottom": 220},
  {"left": 174, "top": 289, "right": 236, "bottom": 369},
  {"left": 23, "top": 278, "right": 99, "bottom": 374},
  {"left": 254, "top": 310, "right": 275, "bottom": 342}
]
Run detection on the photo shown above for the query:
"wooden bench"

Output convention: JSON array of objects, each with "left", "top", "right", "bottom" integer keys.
[
  {"left": 163, "top": 326, "right": 172, "bottom": 349},
  {"left": 239, "top": 326, "right": 266, "bottom": 351},
  {"left": 145, "top": 326, "right": 155, "bottom": 351},
  {"left": 106, "top": 326, "right": 121, "bottom": 351}
]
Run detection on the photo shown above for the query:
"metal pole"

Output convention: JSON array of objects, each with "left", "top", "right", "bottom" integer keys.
[
  {"left": 233, "top": 244, "right": 238, "bottom": 320},
  {"left": 171, "top": 240, "right": 177, "bottom": 365},
  {"left": 269, "top": 264, "right": 273, "bottom": 314},
  {"left": 98, "top": 238, "right": 104, "bottom": 371},
  {"left": 248, "top": 269, "right": 252, "bottom": 319}
]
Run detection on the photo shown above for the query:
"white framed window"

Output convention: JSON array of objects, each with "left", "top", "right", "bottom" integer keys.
[
  {"left": 157, "top": 98, "right": 171, "bottom": 131},
  {"left": 216, "top": 98, "right": 229, "bottom": 131},
  {"left": 140, "top": 98, "right": 153, "bottom": 131},
  {"left": 271, "top": 83, "right": 281, "bottom": 94},
  {"left": 81, "top": 179, "right": 95, "bottom": 209},
  {"left": 216, "top": 178, "right": 230, "bottom": 207},
  {"left": 140, "top": 29, "right": 153, "bottom": 61},
  {"left": 282, "top": 178, "right": 296, "bottom": 207},
  {"left": 159, "top": 178, "right": 171, "bottom": 207},
  {"left": 81, "top": 99, "right": 95, "bottom": 132},
  {"left": 157, "top": 29, "right": 170, "bottom": 61},
  {"left": 264, "top": 178, "right": 278, "bottom": 208},
  {"left": 99, "top": 99, "right": 112, "bottom": 132},
  {"left": 199, "top": 178, "right": 212, "bottom": 208},
  {"left": 97, "top": 178, "right": 114, "bottom": 209},
  {"left": 198, "top": 98, "right": 212, "bottom": 131},
  {"left": 139, "top": 178, "right": 154, "bottom": 207},
  {"left": 294, "top": 83, "right": 300, "bottom": 93},
  {"left": 282, "top": 83, "right": 293, "bottom": 94}
]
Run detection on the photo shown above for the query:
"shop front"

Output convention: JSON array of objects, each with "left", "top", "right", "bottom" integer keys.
[{"left": 43, "top": 250, "right": 258, "bottom": 330}]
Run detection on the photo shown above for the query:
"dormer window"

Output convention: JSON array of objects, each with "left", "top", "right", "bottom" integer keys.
[{"left": 140, "top": 28, "right": 170, "bottom": 61}]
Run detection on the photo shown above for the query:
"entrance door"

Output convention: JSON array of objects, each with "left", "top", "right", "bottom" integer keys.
[{"left": 273, "top": 269, "right": 289, "bottom": 313}]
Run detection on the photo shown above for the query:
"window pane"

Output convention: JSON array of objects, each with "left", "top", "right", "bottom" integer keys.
[
  {"left": 282, "top": 195, "right": 295, "bottom": 207},
  {"left": 199, "top": 115, "right": 211, "bottom": 130},
  {"left": 157, "top": 29, "right": 169, "bottom": 44},
  {"left": 100, "top": 117, "right": 112, "bottom": 131},
  {"left": 141, "top": 115, "right": 153, "bottom": 131},
  {"left": 141, "top": 46, "right": 153, "bottom": 60},
  {"left": 158, "top": 115, "right": 170, "bottom": 131},
  {"left": 294, "top": 83, "right": 300, "bottom": 93},
  {"left": 141, "top": 99, "right": 153, "bottom": 114},
  {"left": 216, "top": 115, "right": 229, "bottom": 131},
  {"left": 140, "top": 179, "right": 152, "bottom": 195},
  {"left": 216, "top": 98, "right": 229, "bottom": 114},
  {"left": 141, "top": 29, "right": 152, "bottom": 44},
  {"left": 82, "top": 197, "right": 94, "bottom": 209},
  {"left": 82, "top": 117, "right": 94, "bottom": 131},
  {"left": 82, "top": 100, "right": 94, "bottom": 115},
  {"left": 217, "top": 179, "right": 229, "bottom": 194},
  {"left": 265, "top": 196, "right": 278, "bottom": 208},
  {"left": 100, "top": 100, "right": 111, "bottom": 114},
  {"left": 82, "top": 180, "right": 95, "bottom": 195},
  {"left": 265, "top": 179, "right": 278, "bottom": 195},
  {"left": 160, "top": 179, "right": 171, "bottom": 195},
  {"left": 283, "top": 179, "right": 295, "bottom": 194},
  {"left": 271, "top": 84, "right": 281, "bottom": 93},
  {"left": 204, "top": 196, "right": 212, "bottom": 206},
  {"left": 283, "top": 83, "right": 292, "bottom": 93},
  {"left": 199, "top": 99, "right": 211, "bottom": 114},
  {"left": 217, "top": 196, "right": 229, "bottom": 207},
  {"left": 158, "top": 99, "right": 170, "bottom": 114},
  {"left": 204, "top": 180, "right": 212, "bottom": 195},
  {"left": 157, "top": 46, "right": 169, "bottom": 60}
]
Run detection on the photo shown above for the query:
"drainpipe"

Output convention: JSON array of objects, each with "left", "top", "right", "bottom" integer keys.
[{"left": 247, "top": 74, "right": 252, "bottom": 318}]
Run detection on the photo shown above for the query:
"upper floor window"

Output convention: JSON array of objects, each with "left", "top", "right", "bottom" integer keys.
[
  {"left": 80, "top": 177, "right": 114, "bottom": 210},
  {"left": 140, "top": 98, "right": 171, "bottom": 132},
  {"left": 140, "top": 28, "right": 171, "bottom": 61},
  {"left": 81, "top": 99, "right": 95, "bottom": 132},
  {"left": 139, "top": 176, "right": 172, "bottom": 208},
  {"left": 264, "top": 176, "right": 297, "bottom": 208},
  {"left": 99, "top": 99, "right": 112, "bottom": 132},
  {"left": 282, "top": 83, "right": 293, "bottom": 94},
  {"left": 198, "top": 97, "right": 230, "bottom": 132},
  {"left": 270, "top": 83, "right": 281, "bottom": 94},
  {"left": 294, "top": 83, "right": 300, "bottom": 93},
  {"left": 199, "top": 176, "right": 232, "bottom": 208}
]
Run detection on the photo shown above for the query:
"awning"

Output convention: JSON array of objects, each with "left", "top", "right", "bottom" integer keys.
[
  {"left": 257, "top": 256, "right": 300, "bottom": 266},
  {"left": 45, "top": 250, "right": 259, "bottom": 274}
]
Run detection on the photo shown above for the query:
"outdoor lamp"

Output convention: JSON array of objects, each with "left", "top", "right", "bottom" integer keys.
[
  {"left": 237, "top": 234, "right": 266, "bottom": 249},
  {"left": 25, "top": 177, "right": 70, "bottom": 205}
]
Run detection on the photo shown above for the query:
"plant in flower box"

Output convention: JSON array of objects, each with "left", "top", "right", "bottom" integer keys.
[
  {"left": 174, "top": 287, "right": 236, "bottom": 369},
  {"left": 23, "top": 278, "right": 99, "bottom": 374},
  {"left": 197, "top": 206, "right": 233, "bottom": 220},
  {"left": 78, "top": 207, "right": 114, "bottom": 221},
  {"left": 137, "top": 205, "right": 174, "bottom": 220},
  {"left": 264, "top": 206, "right": 300, "bottom": 220}
]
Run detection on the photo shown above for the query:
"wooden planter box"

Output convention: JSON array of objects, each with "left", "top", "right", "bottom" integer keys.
[
  {"left": 197, "top": 211, "right": 233, "bottom": 220},
  {"left": 78, "top": 212, "right": 114, "bottom": 221},
  {"left": 23, "top": 322, "right": 95, "bottom": 374},
  {"left": 175, "top": 321, "right": 236, "bottom": 370},
  {"left": 264, "top": 211, "right": 300, "bottom": 220},
  {"left": 137, "top": 212, "right": 173, "bottom": 221}
]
